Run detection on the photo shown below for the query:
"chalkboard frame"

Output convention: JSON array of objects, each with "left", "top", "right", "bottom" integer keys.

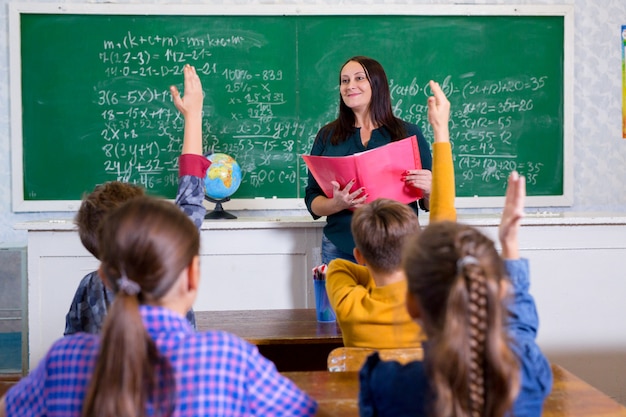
[{"left": 9, "top": 3, "right": 573, "bottom": 212}]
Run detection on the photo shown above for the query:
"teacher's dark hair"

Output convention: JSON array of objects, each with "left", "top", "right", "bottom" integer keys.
[{"left": 322, "top": 56, "right": 407, "bottom": 145}]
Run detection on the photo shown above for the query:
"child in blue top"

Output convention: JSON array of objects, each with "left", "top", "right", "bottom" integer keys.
[{"left": 359, "top": 171, "right": 553, "bottom": 417}]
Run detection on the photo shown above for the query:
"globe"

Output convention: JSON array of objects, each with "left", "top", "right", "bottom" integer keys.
[{"left": 204, "top": 153, "right": 242, "bottom": 201}]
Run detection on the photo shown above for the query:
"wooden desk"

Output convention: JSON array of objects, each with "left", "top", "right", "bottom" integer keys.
[
  {"left": 195, "top": 309, "right": 343, "bottom": 371},
  {"left": 282, "top": 364, "right": 626, "bottom": 417}
]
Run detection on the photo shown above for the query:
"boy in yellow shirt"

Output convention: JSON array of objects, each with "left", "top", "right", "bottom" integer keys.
[{"left": 325, "top": 80, "right": 456, "bottom": 348}]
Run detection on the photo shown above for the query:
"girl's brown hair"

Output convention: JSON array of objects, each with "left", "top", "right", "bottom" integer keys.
[
  {"left": 403, "top": 221, "right": 520, "bottom": 417},
  {"left": 81, "top": 196, "right": 200, "bottom": 417}
]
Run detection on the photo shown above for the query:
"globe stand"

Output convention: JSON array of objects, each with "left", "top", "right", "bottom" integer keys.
[{"left": 204, "top": 196, "right": 237, "bottom": 220}]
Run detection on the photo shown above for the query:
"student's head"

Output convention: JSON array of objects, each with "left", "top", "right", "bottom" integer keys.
[
  {"left": 97, "top": 195, "right": 200, "bottom": 304},
  {"left": 75, "top": 181, "right": 144, "bottom": 259},
  {"left": 351, "top": 198, "right": 420, "bottom": 273},
  {"left": 402, "top": 221, "right": 519, "bottom": 417},
  {"left": 338, "top": 56, "right": 393, "bottom": 123},
  {"left": 82, "top": 196, "right": 199, "bottom": 417}
]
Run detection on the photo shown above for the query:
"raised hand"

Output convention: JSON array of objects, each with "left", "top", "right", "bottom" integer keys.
[
  {"left": 170, "top": 64, "right": 203, "bottom": 117},
  {"left": 170, "top": 64, "right": 203, "bottom": 156},
  {"left": 427, "top": 80, "right": 451, "bottom": 144},
  {"left": 499, "top": 171, "right": 526, "bottom": 260}
]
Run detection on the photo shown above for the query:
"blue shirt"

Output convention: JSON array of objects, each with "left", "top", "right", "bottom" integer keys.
[
  {"left": 64, "top": 154, "right": 209, "bottom": 335},
  {"left": 359, "top": 258, "right": 553, "bottom": 417},
  {"left": 7, "top": 306, "right": 317, "bottom": 416},
  {"left": 304, "top": 122, "right": 432, "bottom": 255}
]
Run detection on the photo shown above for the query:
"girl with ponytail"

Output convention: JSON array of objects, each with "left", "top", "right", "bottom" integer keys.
[
  {"left": 359, "top": 172, "right": 553, "bottom": 417},
  {"left": 1, "top": 65, "right": 317, "bottom": 417}
]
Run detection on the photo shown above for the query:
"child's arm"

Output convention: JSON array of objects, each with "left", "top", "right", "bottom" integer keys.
[
  {"left": 171, "top": 64, "right": 203, "bottom": 156},
  {"left": 503, "top": 257, "right": 553, "bottom": 409},
  {"left": 427, "top": 80, "right": 456, "bottom": 223},
  {"left": 326, "top": 260, "right": 372, "bottom": 320},
  {"left": 500, "top": 171, "right": 553, "bottom": 409},
  {"left": 171, "top": 64, "right": 211, "bottom": 230},
  {"left": 499, "top": 171, "right": 525, "bottom": 260}
]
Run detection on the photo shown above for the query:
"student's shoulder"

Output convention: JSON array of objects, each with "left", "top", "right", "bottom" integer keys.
[
  {"left": 361, "top": 351, "right": 426, "bottom": 378},
  {"left": 188, "top": 329, "right": 257, "bottom": 356},
  {"left": 72, "top": 270, "right": 106, "bottom": 296},
  {"left": 47, "top": 332, "right": 100, "bottom": 364},
  {"left": 360, "top": 352, "right": 429, "bottom": 411},
  {"left": 328, "top": 258, "right": 366, "bottom": 275}
]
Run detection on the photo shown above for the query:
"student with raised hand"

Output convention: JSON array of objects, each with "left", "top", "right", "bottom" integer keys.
[
  {"left": 359, "top": 171, "right": 553, "bottom": 417},
  {"left": 325, "top": 80, "right": 456, "bottom": 348},
  {"left": 64, "top": 182, "right": 198, "bottom": 334},
  {"left": 1, "top": 65, "right": 318, "bottom": 417},
  {"left": 305, "top": 56, "right": 433, "bottom": 264},
  {"left": 64, "top": 181, "right": 148, "bottom": 336},
  {"left": 426, "top": 79, "right": 456, "bottom": 222},
  {"left": 170, "top": 63, "right": 212, "bottom": 229},
  {"left": 63, "top": 64, "right": 207, "bottom": 336}
]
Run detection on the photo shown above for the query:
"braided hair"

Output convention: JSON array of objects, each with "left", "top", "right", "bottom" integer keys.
[{"left": 402, "top": 221, "right": 520, "bottom": 417}]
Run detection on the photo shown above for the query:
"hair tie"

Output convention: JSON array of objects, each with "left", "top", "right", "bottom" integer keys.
[
  {"left": 117, "top": 275, "right": 141, "bottom": 296},
  {"left": 457, "top": 255, "right": 479, "bottom": 275}
]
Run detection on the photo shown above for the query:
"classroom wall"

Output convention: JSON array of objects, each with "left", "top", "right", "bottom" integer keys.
[{"left": 1, "top": 0, "right": 626, "bottom": 243}]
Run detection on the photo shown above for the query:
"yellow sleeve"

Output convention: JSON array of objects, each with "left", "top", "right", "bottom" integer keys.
[
  {"left": 429, "top": 141, "right": 457, "bottom": 222},
  {"left": 325, "top": 259, "right": 372, "bottom": 321}
]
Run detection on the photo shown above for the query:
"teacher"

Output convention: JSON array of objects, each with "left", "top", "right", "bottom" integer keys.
[{"left": 305, "top": 56, "right": 433, "bottom": 265}]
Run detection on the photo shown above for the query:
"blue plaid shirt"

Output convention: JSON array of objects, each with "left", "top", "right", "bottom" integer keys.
[
  {"left": 7, "top": 305, "right": 317, "bottom": 416},
  {"left": 64, "top": 154, "right": 209, "bottom": 335}
]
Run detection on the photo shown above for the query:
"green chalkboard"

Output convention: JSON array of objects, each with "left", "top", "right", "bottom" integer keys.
[{"left": 11, "top": 5, "right": 572, "bottom": 211}]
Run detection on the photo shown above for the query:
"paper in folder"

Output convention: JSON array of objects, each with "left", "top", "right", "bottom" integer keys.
[{"left": 302, "top": 135, "right": 423, "bottom": 205}]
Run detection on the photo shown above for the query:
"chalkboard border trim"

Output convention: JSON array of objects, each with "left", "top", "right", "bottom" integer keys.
[{"left": 9, "top": 3, "right": 574, "bottom": 212}]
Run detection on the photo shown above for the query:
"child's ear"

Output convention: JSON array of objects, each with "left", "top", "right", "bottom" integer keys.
[
  {"left": 186, "top": 255, "right": 200, "bottom": 292},
  {"left": 406, "top": 290, "right": 422, "bottom": 320},
  {"left": 353, "top": 248, "right": 366, "bottom": 266}
]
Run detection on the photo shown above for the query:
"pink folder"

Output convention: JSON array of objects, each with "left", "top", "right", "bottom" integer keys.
[{"left": 302, "top": 136, "right": 423, "bottom": 205}]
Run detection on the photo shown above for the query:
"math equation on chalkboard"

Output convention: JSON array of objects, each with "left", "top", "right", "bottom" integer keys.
[{"left": 13, "top": 10, "right": 568, "bottom": 209}]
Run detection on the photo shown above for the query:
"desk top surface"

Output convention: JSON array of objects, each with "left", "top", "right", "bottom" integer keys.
[
  {"left": 195, "top": 309, "right": 342, "bottom": 345},
  {"left": 282, "top": 364, "right": 626, "bottom": 417}
]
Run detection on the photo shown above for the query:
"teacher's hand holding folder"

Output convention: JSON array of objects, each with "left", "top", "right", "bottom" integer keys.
[{"left": 302, "top": 135, "right": 423, "bottom": 209}]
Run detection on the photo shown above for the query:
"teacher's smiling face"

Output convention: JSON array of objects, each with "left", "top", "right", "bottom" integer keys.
[{"left": 340, "top": 60, "right": 372, "bottom": 112}]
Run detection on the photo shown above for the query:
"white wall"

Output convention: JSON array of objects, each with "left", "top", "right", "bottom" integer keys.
[{"left": 1, "top": 0, "right": 626, "bottom": 243}]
